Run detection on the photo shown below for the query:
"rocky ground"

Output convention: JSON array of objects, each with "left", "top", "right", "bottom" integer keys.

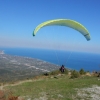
[{"left": 75, "top": 85, "right": 100, "bottom": 100}]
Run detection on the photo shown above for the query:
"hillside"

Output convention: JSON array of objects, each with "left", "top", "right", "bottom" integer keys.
[
  {"left": 0, "top": 50, "right": 59, "bottom": 83},
  {"left": 1, "top": 74, "right": 100, "bottom": 100}
]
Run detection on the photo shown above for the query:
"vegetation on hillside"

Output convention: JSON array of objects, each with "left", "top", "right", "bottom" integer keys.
[{"left": 0, "top": 67, "right": 100, "bottom": 100}]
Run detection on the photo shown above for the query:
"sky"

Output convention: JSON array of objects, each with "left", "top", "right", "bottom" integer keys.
[{"left": 0, "top": 0, "right": 100, "bottom": 53}]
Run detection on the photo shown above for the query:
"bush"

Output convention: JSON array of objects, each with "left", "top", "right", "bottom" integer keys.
[
  {"left": 63, "top": 68, "right": 68, "bottom": 75},
  {"left": 79, "top": 68, "right": 86, "bottom": 75},
  {"left": 49, "top": 70, "right": 61, "bottom": 75},
  {"left": 71, "top": 70, "right": 80, "bottom": 78}
]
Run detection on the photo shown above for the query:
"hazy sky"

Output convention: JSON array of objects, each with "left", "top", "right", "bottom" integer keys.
[{"left": 0, "top": 0, "right": 100, "bottom": 53}]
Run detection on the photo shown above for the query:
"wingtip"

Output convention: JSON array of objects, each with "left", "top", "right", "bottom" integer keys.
[
  {"left": 33, "top": 32, "right": 35, "bottom": 36},
  {"left": 87, "top": 38, "right": 91, "bottom": 41}
]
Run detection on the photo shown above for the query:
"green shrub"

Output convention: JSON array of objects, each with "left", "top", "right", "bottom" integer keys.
[
  {"left": 71, "top": 70, "right": 80, "bottom": 78},
  {"left": 79, "top": 68, "right": 86, "bottom": 75},
  {"left": 49, "top": 70, "right": 61, "bottom": 75},
  {"left": 63, "top": 68, "right": 68, "bottom": 75}
]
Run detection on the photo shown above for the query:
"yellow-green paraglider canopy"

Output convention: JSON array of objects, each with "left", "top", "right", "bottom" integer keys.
[{"left": 33, "top": 19, "right": 91, "bottom": 41}]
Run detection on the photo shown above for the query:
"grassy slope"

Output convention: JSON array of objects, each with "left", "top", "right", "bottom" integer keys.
[{"left": 4, "top": 75, "right": 100, "bottom": 100}]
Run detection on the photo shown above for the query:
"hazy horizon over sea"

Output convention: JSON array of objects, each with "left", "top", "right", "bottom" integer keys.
[{"left": 0, "top": 47, "right": 100, "bottom": 72}]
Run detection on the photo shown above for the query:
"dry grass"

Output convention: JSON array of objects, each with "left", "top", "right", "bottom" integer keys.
[{"left": 0, "top": 90, "right": 24, "bottom": 100}]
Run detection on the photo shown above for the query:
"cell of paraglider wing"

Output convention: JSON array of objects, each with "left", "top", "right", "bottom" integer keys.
[{"left": 33, "top": 19, "right": 91, "bottom": 41}]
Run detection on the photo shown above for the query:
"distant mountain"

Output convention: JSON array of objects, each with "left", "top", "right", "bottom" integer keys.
[{"left": 0, "top": 50, "right": 59, "bottom": 82}]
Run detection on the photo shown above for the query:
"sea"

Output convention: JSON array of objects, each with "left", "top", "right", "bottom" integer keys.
[{"left": 0, "top": 47, "right": 100, "bottom": 72}]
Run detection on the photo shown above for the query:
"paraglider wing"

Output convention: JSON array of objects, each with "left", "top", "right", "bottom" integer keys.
[{"left": 33, "top": 19, "right": 91, "bottom": 41}]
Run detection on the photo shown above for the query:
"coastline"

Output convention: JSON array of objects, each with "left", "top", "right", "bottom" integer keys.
[{"left": 0, "top": 48, "right": 100, "bottom": 72}]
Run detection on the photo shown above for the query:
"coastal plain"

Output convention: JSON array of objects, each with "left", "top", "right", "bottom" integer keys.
[{"left": 0, "top": 50, "right": 59, "bottom": 82}]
